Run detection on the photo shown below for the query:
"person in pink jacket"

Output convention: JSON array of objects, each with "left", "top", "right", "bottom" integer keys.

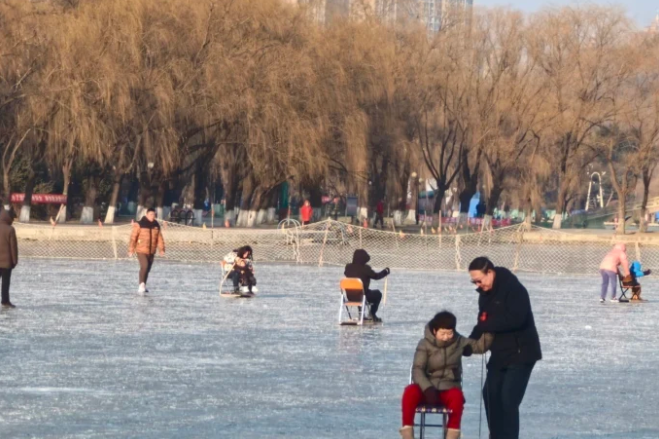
[{"left": 599, "top": 243, "right": 630, "bottom": 303}]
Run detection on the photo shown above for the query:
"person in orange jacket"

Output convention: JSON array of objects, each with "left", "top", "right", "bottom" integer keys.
[
  {"left": 128, "top": 208, "right": 165, "bottom": 294},
  {"left": 300, "top": 199, "right": 313, "bottom": 225}
]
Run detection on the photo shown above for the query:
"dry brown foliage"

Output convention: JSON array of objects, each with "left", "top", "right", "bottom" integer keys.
[{"left": 0, "top": 0, "right": 657, "bottom": 228}]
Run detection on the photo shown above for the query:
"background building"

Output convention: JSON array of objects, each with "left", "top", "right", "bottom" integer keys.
[{"left": 284, "top": 0, "right": 472, "bottom": 30}]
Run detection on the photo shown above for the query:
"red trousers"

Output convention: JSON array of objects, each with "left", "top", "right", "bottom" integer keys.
[{"left": 401, "top": 384, "right": 464, "bottom": 430}]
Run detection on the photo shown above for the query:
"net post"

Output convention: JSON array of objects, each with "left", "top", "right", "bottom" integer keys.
[
  {"left": 455, "top": 234, "right": 461, "bottom": 270},
  {"left": 111, "top": 226, "right": 118, "bottom": 260}
]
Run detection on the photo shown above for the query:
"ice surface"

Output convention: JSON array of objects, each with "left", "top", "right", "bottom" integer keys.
[{"left": 1, "top": 259, "right": 658, "bottom": 439}]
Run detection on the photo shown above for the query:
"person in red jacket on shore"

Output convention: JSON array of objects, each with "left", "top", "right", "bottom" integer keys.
[
  {"left": 300, "top": 200, "right": 313, "bottom": 225},
  {"left": 375, "top": 199, "right": 385, "bottom": 229}
]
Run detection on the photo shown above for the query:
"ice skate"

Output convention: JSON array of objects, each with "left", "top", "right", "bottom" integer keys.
[
  {"left": 138, "top": 283, "right": 146, "bottom": 294},
  {"left": 1, "top": 302, "right": 15, "bottom": 308},
  {"left": 600, "top": 298, "right": 605, "bottom": 303},
  {"left": 610, "top": 297, "right": 619, "bottom": 303}
]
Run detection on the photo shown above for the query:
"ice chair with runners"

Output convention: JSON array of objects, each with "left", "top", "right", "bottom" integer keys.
[
  {"left": 219, "top": 259, "right": 257, "bottom": 297},
  {"left": 338, "top": 278, "right": 371, "bottom": 325},
  {"left": 407, "top": 366, "right": 451, "bottom": 439},
  {"left": 618, "top": 262, "right": 651, "bottom": 303}
]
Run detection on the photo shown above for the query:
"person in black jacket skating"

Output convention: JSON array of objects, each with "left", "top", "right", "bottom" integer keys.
[
  {"left": 344, "top": 249, "right": 390, "bottom": 322},
  {"left": 468, "top": 256, "right": 541, "bottom": 439}
]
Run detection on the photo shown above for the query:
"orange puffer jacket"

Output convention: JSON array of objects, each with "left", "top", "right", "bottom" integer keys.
[{"left": 129, "top": 217, "right": 165, "bottom": 255}]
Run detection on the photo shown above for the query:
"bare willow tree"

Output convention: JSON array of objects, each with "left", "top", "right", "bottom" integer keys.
[
  {"left": 623, "top": 36, "right": 659, "bottom": 232},
  {"left": 471, "top": 9, "right": 550, "bottom": 227},
  {"left": 530, "top": 6, "right": 633, "bottom": 229},
  {"left": 1, "top": 0, "right": 656, "bottom": 231}
]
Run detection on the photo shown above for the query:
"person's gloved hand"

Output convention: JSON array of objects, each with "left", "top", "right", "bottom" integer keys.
[
  {"left": 644, "top": 269, "right": 652, "bottom": 276},
  {"left": 463, "top": 345, "right": 473, "bottom": 357},
  {"left": 384, "top": 267, "right": 391, "bottom": 275},
  {"left": 423, "top": 387, "right": 440, "bottom": 405}
]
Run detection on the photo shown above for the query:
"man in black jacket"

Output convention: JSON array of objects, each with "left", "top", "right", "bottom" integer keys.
[
  {"left": 468, "top": 257, "right": 541, "bottom": 439},
  {"left": 344, "top": 249, "right": 390, "bottom": 322}
]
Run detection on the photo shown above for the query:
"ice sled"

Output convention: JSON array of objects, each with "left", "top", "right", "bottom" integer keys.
[
  {"left": 220, "top": 288, "right": 256, "bottom": 299},
  {"left": 408, "top": 366, "right": 451, "bottom": 439},
  {"left": 338, "top": 278, "right": 372, "bottom": 326},
  {"left": 618, "top": 273, "right": 648, "bottom": 303},
  {"left": 219, "top": 260, "right": 257, "bottom": 298}
]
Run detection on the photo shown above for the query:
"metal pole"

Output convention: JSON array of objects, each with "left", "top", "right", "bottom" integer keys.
[
  {"left": 596, "top": 173, "right": 604, "bottom": 209},
  {"left": 424, "top": 181, "right": 429, "bottom": 234}
]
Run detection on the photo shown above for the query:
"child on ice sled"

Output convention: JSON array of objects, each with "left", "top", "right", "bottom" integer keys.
[
  {"left": 621, "top": 260, "right": 651, "bottom": 301},
  {"left": 400, "top": 311, "right": 492, "bottom": 439},
  {"left": 223, "top": 245, "right": 256, "bottom": 294}
]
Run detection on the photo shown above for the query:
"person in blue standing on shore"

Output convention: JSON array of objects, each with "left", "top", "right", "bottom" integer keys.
[{"left": 468, "top": 256, "right": 542, "bottom": 439}]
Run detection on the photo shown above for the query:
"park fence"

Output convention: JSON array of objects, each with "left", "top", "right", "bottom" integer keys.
[{"left": 14, "top": 219, "right": 659, "bottom": 275}]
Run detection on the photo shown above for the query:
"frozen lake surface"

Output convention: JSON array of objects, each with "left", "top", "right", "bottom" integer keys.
[{"left": 1, "top": 259, "right": 658, "bottom": 439}]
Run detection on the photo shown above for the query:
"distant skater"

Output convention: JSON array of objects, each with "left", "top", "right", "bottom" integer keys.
[
  {"left": 128, "top": 208, "right": 165, "bottom": 294},
  {"left": 0, "top": 209, "right": 18, "bottom": 308},
  {"left": 344, "top": 249, "right": 390, "bottom": 322}
]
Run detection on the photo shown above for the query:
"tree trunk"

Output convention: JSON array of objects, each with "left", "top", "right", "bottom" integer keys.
[
  {"left": 483, "top": 183, "right": 503, "bottom": 230},
  {"left": 2, "top": 171, "right": 11, "bottom": 210},
  {"left": 552, "top": 184, "right": 566, "bottom": 229},
  {"left": 255, "top": 188, "right": 272, "bottom": 225},
  {"left": 19, "top": 170, "right": 36, "bottom": 222},
  {"left": 80, "top": 176, "right": 98, "bottom": 224},
  {"left": 220, "top": 163, "right": 238, "bottom": 226},
  {"left": 616, "top": 201, "right": 626, "bottom": 235},
  {"left": 104, "top": 173, "right": 123, "bottom": 224},
  {"left": 155, "top": 180, "right": 168, "bottom": 222},
  {"left": 192, "top": 170, "right": 206, "bottom": 226},
  {"left": 237, "top": 177, "right": 255, "bottom": 227},
  {"left": 432, "top": 183, "right": 448, "bottom": 228},
  {"left": 136, "top": 172, "right": 153, "bottom": 220},
  {"left": 407, "top": 179, "right": 419, "bottom": 223},
  {"left": 355, "top": 175, "right": 369, "bottom": 223},
  {"left": 246, "top": 186, "right": 264, "bottom": 228},
  {"left": 639, "top": 168, "right": 653, "bottom": 233},
  {"left": 523, "top": 196, "right": 533, "bottom": 230},
  {"left": 266, "top": 185, "right": 279, "bottom": 223},
  {"left": 392, "top": 173, "right": 408, "bottom": 226},
  {"left": 55, "top": 161, "right": 73, "bottom": 223},
  {"left": 458, "top": 190, "right": 474, "bottom": 225}
]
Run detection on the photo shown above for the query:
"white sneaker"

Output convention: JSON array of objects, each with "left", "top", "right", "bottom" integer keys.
[
  {"left": 610, "top": 298, "right": 619, "bottom": 303},
  {"left": 138, "top": 283, "right": 146, "bottom": 294},
  {"left": 600, "top": 298, "right": 605, "bottom": 303}
]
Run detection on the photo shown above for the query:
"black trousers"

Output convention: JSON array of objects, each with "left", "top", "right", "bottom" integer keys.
[
  {"left": 483, "top": 363, "right": 535, "bottom": 439},
  {"left": 230, "top": 270, "right": 256, "bottom": 292},
  {"left": 374, "top": 213, "right": 384, "bottom": 228},
  {"left": 0, "top": 268, "right": 12, "bottom": 304},
  {"left": 137, "top": 253, "right": 155, "bottom": 284},
  {"left": 365, "top": 289, "right": 382, "bottom": 315}
]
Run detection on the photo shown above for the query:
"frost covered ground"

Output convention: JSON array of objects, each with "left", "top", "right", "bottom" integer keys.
[{"left": 0, "top": 259, "right": 658, "bottom": 439}]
